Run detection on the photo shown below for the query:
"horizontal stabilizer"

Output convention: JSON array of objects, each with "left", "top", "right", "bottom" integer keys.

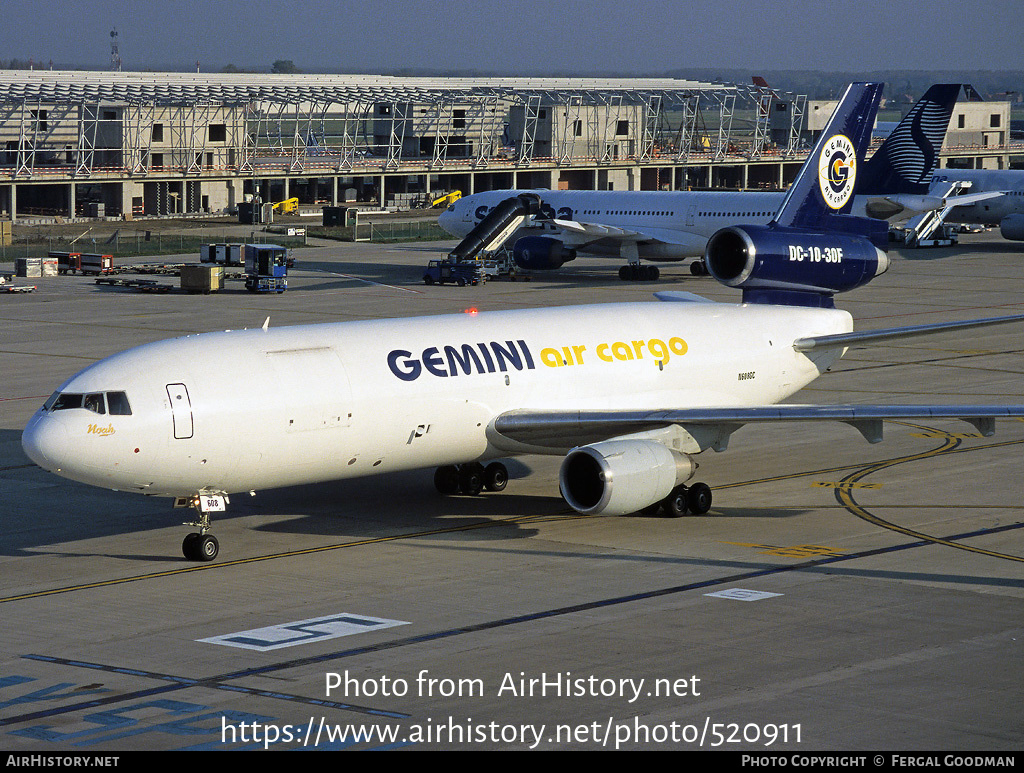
[
  {"left": 653, "top": 291, "right": 716, "bottom": 303},
  {"left": 793, "top": 313, "right": 1024, "bottom": 352}
]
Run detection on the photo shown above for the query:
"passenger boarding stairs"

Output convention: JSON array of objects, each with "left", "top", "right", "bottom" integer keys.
[
  {"left": 904, "top": 180, "right": 972, "bottom": 247},
  {"left": 447, "top": 193, "right": 541, "bottom": 262}
]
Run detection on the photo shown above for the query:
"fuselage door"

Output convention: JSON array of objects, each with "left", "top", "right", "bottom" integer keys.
[
  {"left": 686, "top": 204, "right": 696, "bottom": 227},
  {"left": 166, "top": 383, "right": 194, "bottom": 439}
]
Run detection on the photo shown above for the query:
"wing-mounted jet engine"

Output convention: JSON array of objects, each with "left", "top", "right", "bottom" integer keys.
[{"left": 512, "top": 236, "right": 577, "bottom": 271}]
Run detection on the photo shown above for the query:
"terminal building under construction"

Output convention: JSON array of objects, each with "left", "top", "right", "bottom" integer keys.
[{"left": 0, "top": 70, "right": 1016, "bottom": 222}]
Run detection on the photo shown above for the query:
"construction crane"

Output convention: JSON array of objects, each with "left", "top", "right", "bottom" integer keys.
[{"left": 272, "top": 197, "right": 299, "bottom": 214}]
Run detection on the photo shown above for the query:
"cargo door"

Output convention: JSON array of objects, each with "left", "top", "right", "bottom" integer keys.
[
  {"left": 166, "top": 383, "right": 194, "bottom": 439},
  {"left": 266, "top": 347, "right": 352, "bottom": 432}
]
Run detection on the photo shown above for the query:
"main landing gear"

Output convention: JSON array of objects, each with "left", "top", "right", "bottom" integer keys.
[
  {"left": 619, "top": 264, "right": 660, "bottom": 281},
  {"left": 178, "top": 493, "right": 227, "bottom": 561},
  {"left": 643, "top": 482, "right": 713, "bottom": 517},
  {"left": 434, "top": 462, "right": 509, "bottom": 496}
]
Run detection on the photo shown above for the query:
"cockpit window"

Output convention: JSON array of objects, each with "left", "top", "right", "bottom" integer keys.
[
  {"left": 51, "top": 393, "right": 83, "bottom": 411},
  {"left": 107, "top": 391, "right": 132, "bottom": 415},
  {"left": 47, "top": 391, "right": 131, "bottom": 415},
  {"left": 446, "top": 204, "right": 456, "bottom": 212},
  {"left": 83, "top": 393, "right": 106, "bottom": 414}
]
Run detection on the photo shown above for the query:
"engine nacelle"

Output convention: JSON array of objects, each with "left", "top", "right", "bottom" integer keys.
[
  {"left": 559, "top": 439, "right": 695, "bottom": 516},
  {"left": 999, "top": 214, "right": 1024, "bottom": 241},
  {"left": 704, "top": 225, "right": 889, "bottom": 301},
  {"left": 513, "top": 236, "right": 576, "bottom": 270}
]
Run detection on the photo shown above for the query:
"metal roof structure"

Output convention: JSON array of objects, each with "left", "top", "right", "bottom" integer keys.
[
  {"left": 0, "top": 70, "right": 752, "bottom": 107},
  {"left": 0, "top": 71, "right": 809, "bottom": 203}
]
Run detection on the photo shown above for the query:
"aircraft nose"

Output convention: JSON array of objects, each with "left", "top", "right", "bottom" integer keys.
[{"left": 22, "top": 414, "right": 69, "bottom": 473}]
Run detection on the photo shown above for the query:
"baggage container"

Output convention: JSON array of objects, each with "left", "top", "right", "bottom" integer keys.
[
  {"left": 79, "top": 254, "right": 114, "bottom": 275},
  {"left": 15, "top": 258, "right": 41, "bottom": 278},
  {"left": 181, "top": 264, "right": 224, "bottom": 294}
]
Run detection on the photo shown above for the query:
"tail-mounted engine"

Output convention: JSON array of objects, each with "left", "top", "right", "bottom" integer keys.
[
  {"left": 513, "top": 236, "right": 577, "bottom": 271},
  {"left": 704, "top": 224, "right": 890, "bottom": 307}
]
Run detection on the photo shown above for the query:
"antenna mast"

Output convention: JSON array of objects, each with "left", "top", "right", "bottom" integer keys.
[{"left": 110, "top": 27, "right": 122, "bottom": 72}]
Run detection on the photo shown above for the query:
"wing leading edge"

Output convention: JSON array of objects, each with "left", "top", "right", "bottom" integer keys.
[{"left": 492, "top": 405, "right": 1024, "bottom": 450}]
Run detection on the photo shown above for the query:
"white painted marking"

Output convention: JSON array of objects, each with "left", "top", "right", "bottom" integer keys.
[
  {"left": 316, "top": 269, "right": 421, "bottom": 294},
  {"left": 199, "top": 613, "right": 409, "bottom": 651},
  {"left": 705, "top": 588, "right": 783, "bottom": 602}
]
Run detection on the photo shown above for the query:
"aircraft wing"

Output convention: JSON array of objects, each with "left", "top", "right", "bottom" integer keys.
[
  {"left": 550, "top": 219, "right": 698, "bottom": 247},
  {"left": 942, "top": 190, "right": 1006, "bottom": 208},
  {"left": 793, "top": 313, "right": 1024, "bottom": 351},
  {"left": 864, "top": 190, "right": 1005, "bottom": 219},
  {"left": 494, "top": 311, "right": 1024, "bottom": 450},
  {"left": 551, "top": 218, "right": 641, "bottom": 242},
  {"left": 492, "top": 404, "right": 1024, "bottom": 450}
]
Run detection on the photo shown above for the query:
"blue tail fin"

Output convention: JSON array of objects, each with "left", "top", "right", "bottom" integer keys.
[
  {"left": 705, "top": 83, "right": 890, "bottom": 308},
  {"left": 857, "top": 84, "right": 961, "bottom": 196},
  {"left": 773, "top": 83, "right": 884, "bottom": 230}
]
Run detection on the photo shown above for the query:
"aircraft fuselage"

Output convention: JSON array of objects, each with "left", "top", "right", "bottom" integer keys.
[
  {"left": 439, "top": 189, "right": 886, "bottom": 261},
  {"left": 22, "top": 301, "right": 852, "bottom": 498}
]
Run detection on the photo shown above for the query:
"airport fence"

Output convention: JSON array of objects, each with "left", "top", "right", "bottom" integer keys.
[
  {"left": 0, "top": 232, "right": 307, "bottom": 264},
  {"left": 305, "top": 219, "right": 450, "bottom": 244},
  {"left": 355, "top": 219, "right": 451, "bottom": 243}
]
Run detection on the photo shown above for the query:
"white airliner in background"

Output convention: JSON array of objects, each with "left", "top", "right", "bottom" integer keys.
[
  {"left": 438, "top": 84, "right": 993, "bottom": 279},
  {"left": 931, "top": 169, "right": 1024, "bottom": 241},
  {"left": 21, "top": 83, "right": 1024, "bottom": 562}
]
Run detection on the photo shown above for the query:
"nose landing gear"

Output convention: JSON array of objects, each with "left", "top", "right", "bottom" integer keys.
[{"left": 177, "top": 493, "right": 228, "bottom": 561}]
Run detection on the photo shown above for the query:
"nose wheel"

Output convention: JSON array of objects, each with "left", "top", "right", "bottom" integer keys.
[
  {"left": 178, "top": 493, "right": 227, "bottom": 561},
  {"left": 182, "top": 532, "right": 220, "bottom": 561}
]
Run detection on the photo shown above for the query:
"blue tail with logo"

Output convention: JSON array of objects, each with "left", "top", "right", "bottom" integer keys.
[
  {"left": 772, "top": 82, "right": 884, "bottom": 232},
  {"left": 704, "top": 83, "right": 890, "bottom": 308}
]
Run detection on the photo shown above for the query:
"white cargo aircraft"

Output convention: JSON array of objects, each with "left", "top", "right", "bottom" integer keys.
[
  {"left": 22, "top": 84, "right": 1024, "bottom": 562},
  {"left": 438, "top": 84, "right": 993, "bottom": 279}
]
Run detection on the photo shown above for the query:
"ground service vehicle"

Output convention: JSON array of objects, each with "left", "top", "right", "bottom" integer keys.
[
  {"left": 423, "top": 259, "right": 480, "bottom": 286},
  {"left": 243, "top": 244, "right": 288, "bottom": 293}
]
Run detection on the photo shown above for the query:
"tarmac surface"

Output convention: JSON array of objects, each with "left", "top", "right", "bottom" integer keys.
[{"left": 1, "top": 232, "right": 1022, "bottom": 751}]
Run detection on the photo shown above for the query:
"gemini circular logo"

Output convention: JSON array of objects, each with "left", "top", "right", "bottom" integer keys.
[{"left": 817, "top": 134, "right": 857, "bottom": 209}]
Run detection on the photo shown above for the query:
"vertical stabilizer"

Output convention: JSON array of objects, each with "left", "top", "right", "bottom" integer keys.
[
  {"left": 773, "top": 83, "right": 884, "bottom": 230},
  {"left": 858, "top": 84, "right": 961, "bottom": 196}
]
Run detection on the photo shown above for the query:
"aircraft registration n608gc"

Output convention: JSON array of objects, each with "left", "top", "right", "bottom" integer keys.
[{"left": 21, "top": 84, "right": 1024, "bottom": 562}]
